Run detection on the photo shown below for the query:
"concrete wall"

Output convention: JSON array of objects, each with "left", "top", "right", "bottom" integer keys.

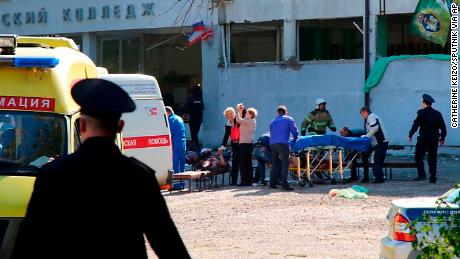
[
  {"left": 202, "top": 59, "right": 365, "bottom": 146},
  {"left": 371, "top": 58, "right": 458, "bottom": 146},
  {"left": 202, "top": 57, "right": 459, "bottom": 149}
]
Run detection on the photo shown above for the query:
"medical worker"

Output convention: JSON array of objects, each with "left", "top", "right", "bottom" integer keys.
[{"left": 166, "top": 106, "right": 186, "bottom": 173}]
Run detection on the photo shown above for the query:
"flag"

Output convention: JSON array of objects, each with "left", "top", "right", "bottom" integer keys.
[
  {"left": 187, "top": 21, "right": 213, "bottom": 47},
  {"left": 410, "top": 0, "right": 451, "bottom": 47}
]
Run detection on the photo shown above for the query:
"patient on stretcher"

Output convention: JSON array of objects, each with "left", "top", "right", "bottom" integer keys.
[{"left": 186, "top": 148, "right": 229, "bottom": 172}]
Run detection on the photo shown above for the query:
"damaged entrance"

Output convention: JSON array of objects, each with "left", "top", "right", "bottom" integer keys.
[{"left": 97, "top": 30, "right": 202, "bottom": 113}]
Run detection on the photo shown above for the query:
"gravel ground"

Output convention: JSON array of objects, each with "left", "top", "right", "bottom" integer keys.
[{"left": 148, "top": 156, "right": 460, "bottom": 259}]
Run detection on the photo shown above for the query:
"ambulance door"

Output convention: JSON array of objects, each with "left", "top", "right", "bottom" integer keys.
[
  {"left": 121, "top": 98, "right": 172, "bottom": 185},
  {"left": 69, "top": 114, "right": 81, "bottom": 154}
]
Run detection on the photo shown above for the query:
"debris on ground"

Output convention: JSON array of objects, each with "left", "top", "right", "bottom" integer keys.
[{"left": 329, "top": 185, "right": 369, "bottom": 199}]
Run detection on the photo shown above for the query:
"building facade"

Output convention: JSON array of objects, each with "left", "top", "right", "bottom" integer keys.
[{"left": 0, "top": 0, "right": 456, "bottom": 148}]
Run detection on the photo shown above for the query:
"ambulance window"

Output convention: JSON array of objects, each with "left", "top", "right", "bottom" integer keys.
[{"left": 0, "top": 112, "right": 66, "bottom": 172}]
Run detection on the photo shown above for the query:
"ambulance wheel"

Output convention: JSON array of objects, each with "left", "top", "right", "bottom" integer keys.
[{"left": 299, "top": 180, "right": 306, "bottom": 187}]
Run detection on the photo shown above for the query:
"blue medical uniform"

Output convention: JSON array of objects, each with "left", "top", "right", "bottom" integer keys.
[{"left": 168, "top": 113, "right": 186, "bottom": 173}]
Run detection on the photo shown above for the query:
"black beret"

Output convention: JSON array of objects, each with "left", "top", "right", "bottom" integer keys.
[
  {"left": 72, "top": 79, "right": 136, "bottom": 119},
  {"left": 422, "top": 94, "right": 435, "bottom": 104}
]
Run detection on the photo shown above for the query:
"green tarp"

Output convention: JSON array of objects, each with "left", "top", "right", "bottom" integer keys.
[{"left": 363, "top": 54, "right": 450, "bottom": 93}]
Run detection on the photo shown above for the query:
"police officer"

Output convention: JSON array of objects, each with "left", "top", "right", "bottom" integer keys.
[
  {"left": 12, "top": 79, "right": 190, "bottom": 259},
  {"left": 408, "top": 94, "right": 447, "bottom": 184},
  {"left": 182, "top": 84, "right": 204, "bottom": 151},
  {"left": 301, "top": 98, "right": 336, "bottom": 136},
  {"left": 166, "top": 106, "right": 186, "bottom": 173}
]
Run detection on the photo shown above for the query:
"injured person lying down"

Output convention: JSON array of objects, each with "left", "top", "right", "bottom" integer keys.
[{"left": 186, "top": 148, "right": 230, "bottom": 172}]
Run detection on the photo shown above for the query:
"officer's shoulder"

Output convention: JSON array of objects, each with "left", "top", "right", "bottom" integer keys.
[
  {"left": 416, "top": 109, "right": 424, "bottom": 115},
  {"left": 433, "top": 108, "right": 442, "bottom": 115},
  {"left": 433, "top": 109, "right": 444, "bottom": 119},
  {"left": 126, "top": 156, "right": 156, "bottom": 175},
  {"left": 323, "top": 110, "right": 330, "bottom": 114}
]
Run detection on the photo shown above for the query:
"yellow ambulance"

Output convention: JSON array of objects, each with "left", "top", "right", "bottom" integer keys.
[{"left": 0, "top": 35, "right": 98, "bottom": 258}]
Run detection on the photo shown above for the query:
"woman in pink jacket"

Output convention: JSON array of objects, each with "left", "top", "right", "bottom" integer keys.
[{"left": 235, "top": 103, "right": 257, "bottom": 186}]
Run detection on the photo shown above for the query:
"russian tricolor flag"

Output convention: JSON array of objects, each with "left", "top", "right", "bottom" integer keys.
[{"left": 187, "top": 21, "right": 213, "bottom": 47}]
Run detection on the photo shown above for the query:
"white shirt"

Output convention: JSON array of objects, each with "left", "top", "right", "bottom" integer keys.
[{"left": 365, "top": 113, "right": 389, "bottom": 146}]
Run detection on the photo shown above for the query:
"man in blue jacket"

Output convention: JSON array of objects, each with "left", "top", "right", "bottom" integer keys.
[
  {"left": 269, "top": 106, "right": 298, "bottom": 191},
  {"left": 166, "top": 106, "right": 186, "bottom": 173}
]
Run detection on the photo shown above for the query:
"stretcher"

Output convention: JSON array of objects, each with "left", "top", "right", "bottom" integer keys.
[{"left": 289, "top": 135, "right": 371, "bottom": 187}]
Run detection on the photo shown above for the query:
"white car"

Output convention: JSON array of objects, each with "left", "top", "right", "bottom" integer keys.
[{"left": 380, "top": 188, "right": 460, "bottom": 259}]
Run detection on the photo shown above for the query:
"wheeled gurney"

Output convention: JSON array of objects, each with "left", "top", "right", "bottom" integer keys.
[{"left": 289, "top": 135, "right": 371, "bottom": 187}]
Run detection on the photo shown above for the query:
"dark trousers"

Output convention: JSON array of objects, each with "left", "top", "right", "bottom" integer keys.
[
  {"left": 231, "top": 142, "right": 240, "bottom": 185},
  {"left": 372, "top": 141, "right": 388, "bottom": 181},
  {"left": 415, "top": 139, "right": 438, "bottom": 181},
  {"left": 270, "top": 143, "right": 290, "bottom": 186},
  {"left": 255, "top": 160, "right": 281, "bottom": 183},
  {"left": 254, "top": 159, "right": 266, "bottom": 183},
  {"left": 239, "top": 143, "right": 254, "bottom": 185},
  {"left": 189, "top": 121, "right": 201, "bottom": 144},
  {"left": 350, "top": 151, "right": 370, "bottom": 179}
]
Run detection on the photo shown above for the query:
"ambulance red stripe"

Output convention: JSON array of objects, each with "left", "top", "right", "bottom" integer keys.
[
  {"left": 123, "top": 135, "right": 171, "bottom": 149},
  {"left": 0, "top": 96, "right": 55, "bottom": 112}
]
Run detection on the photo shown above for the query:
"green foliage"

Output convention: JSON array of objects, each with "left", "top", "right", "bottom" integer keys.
[{"left": 411, "top": 183, "right": 460, "bottom": 259}]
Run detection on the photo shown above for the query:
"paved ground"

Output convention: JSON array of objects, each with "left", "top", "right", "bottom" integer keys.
[{"left": 148, "top": 156, "right": 460, "bottom": 259}]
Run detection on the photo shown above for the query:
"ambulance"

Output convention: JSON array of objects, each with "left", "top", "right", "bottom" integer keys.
[
  {"left": 0, "top": 35, "right": 99, "bottom": 258},
  {"left": 99, "top": 74, "right": 173, "bottom": 186}
]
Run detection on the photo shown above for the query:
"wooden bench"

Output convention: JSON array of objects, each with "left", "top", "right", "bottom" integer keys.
[
  {"left": 171, "top": 171, "right": 209, "bottom": 193},
  {"left": 356, "top": 161, "right": 416, "bottom": 180}
]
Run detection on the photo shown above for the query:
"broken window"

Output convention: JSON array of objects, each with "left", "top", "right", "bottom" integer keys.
[
  {"left": 379, "top": 14, "right": 450, "bottom": 57},
  {"left": 144, "top": 33, "right": 202, "bottom": 110},
  {"left": 229, "top": 21, "right": 283, "bottom": 63},
  {"left": 299, "top": 18, "right": 363, "bottom": 61}
]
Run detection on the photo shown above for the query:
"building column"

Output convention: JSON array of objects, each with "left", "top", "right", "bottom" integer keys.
[
  {"left": 283, "top": 19, "right": 297, "bottom": 61},
  {"left": 201, "top": 24, "right": 222, "bottom": 146},
  {"left": 369, "top": 14, "right": 378, "bottom": 68},
  {"left": 82, "top": 32, "right": 97, "bottom": 63}
]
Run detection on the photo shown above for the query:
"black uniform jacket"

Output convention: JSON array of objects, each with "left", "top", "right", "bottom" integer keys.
[
  {"left": 12, "top": 137, "right": 190, "bottom": 259},
  {"left": 409, "top": 107, "right": 447, "bottom": 143}
]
